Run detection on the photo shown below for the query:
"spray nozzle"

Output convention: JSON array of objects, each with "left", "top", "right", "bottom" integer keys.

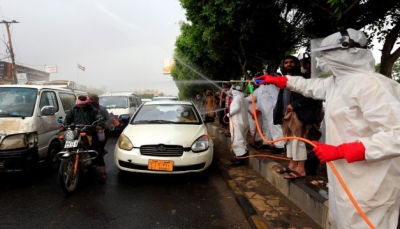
[{"left": 252, "top": 78, "right": 263, "bottom": 85}]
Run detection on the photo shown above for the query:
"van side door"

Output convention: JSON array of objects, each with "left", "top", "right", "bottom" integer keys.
[{"left": 37, "top": 90, "right": 60, "bottom": 159}]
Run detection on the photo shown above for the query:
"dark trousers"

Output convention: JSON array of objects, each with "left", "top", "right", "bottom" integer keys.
[
  {"left": 87, "top": 127, "right": 105, "bottom": 167},
  {"left": 99, "top": 129, "right": 110, "bottom": 150},
  {"left": 218, "top": 109, "right": 229, "bottom": 126}
]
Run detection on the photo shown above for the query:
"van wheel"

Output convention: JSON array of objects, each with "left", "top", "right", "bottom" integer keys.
[{"left": 47, "top": 141, "right": 61, "bottom": 169}]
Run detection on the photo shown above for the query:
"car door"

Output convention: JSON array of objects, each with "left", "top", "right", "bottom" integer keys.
[{"left": 129, "top": 96, "right": 136, "bottom": 115}]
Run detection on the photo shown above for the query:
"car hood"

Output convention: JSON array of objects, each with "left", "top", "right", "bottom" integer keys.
[
  {"left": 123, "top": 124, "right": 207, "bottom": 147},
  {"left": 0, "top": 117, "right": 36, "bottom": 134}
]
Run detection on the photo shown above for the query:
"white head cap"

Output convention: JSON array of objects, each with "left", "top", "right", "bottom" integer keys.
[{"left": 232, "top": 85, "right": 242, "bottom": 91}]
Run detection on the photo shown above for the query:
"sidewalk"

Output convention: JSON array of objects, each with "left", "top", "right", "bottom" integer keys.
[{"left": 207, "top": 123, "right": 330, "bottom": 229}]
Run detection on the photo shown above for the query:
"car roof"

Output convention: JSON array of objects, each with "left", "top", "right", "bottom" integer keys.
[
  {"left": 100, "top": 92, "right": 139, "bottom": 96},
  {"left": 0, "top": 84, "right": 84, "bottom": 94},
  {"left": 99, "top": 94, "right": 131, "bottom": 97},
  {"left": 143, "top": 100, "right": 192, "bottom": 105}
]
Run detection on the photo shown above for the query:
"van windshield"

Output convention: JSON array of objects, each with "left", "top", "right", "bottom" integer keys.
[
  {"left": 99, "top": 96, "right": 128, "bottom": 109},
  {"left": 0, "top": 88, "right": 38, "bottom": 117}
]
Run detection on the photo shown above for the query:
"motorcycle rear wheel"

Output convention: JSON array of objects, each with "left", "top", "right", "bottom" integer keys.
[{"left": 59, "top": 156, "right": 79, "bottom": 193}]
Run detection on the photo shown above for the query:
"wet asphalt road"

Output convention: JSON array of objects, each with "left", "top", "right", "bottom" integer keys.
[{"left": 0, "top": 134, "right": 251, "bottom": 229}]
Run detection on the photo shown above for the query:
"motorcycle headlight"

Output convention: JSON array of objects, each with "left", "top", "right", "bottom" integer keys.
[
  {"left": 191, "top": 135, "right": 209, "bottom": 153},
  {"left": 118, "top": 134, "right": 134, "bottom": 150},
  {"left": 64, "top": 130, "right": 76, "bottom": 141},
  {"left": 0, "top": 134, "right": 28, "bottom": 150}
]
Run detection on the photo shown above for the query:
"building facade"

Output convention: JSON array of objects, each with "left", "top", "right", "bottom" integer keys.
[{"left": 0, "top": 61, "right": 49, "bottom": 84}]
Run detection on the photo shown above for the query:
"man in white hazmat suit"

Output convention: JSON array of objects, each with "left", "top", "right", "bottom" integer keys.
[
  {"left": 245, "top": 85, "right": 262, "bottom": 148},
  {"left": 254, "top": 83, "right": 285, "bottom": 153},
  {"left": 227, "top": 85, "right": 250, "bottom": 167},
  {"left": 255, "top": 28, "right": 400, "bottom": 228}
]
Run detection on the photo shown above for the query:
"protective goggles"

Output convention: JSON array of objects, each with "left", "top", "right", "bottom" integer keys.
[{"left": 311, "top": 29, "right": 365, "bottom": 53}]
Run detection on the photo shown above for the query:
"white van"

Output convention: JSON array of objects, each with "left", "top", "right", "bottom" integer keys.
[
  {"left": 0, "top": 84, "right": 85, "bottom": 172},
  {"left": 99, "top": 92, "right": 142, "bottom": 130}
]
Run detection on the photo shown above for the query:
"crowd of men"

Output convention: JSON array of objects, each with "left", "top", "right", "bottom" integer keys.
[
  {"left": 194, "top": 28, "right": 400, "bottom": 229},
  {"left": 192, "top": 54, "right": 323, "bottom": 175}
]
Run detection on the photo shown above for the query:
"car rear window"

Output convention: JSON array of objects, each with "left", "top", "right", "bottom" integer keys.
[{"left": 132, "top": 104, "right": 201, "bottom": 124}]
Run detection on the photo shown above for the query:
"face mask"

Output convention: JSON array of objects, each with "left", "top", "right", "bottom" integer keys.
[
  {"left": 300, "top": 67, "right": 307, "bottom": 74},
  {"left": 316, "top": 57, "right": 333, "bottom": 75},
  {"left": 196, "top": 97, "right": 201, "bottom": 100}
]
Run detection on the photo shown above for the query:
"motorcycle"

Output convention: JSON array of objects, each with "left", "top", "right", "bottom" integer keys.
[{"left": 57, "top": 118, "right": 103, "bottom": 193}]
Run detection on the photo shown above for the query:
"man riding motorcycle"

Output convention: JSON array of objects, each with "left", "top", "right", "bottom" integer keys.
[{"left": 60, "top": 95, "right": 107, "bottom": 179}]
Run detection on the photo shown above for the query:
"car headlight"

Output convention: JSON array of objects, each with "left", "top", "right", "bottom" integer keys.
[
  {"left": 0, "top": 134, "right": 28, "bottom": 150},
  {"left": 26, "top": 132, "right": 38, "bottom": 147},
  {"left": 118, "top": 134, "right": 134, "bottom": 150},
  {"left": 191, "top": 135, "right": 209, "bottom": 153},
  {"left": 64, "top": 130, "right": 76, "bottom": 141}
]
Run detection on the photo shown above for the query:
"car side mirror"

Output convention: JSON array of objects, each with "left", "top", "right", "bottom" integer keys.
[
  {"left": 41, "top": 106, "right": 56, "bottom": 116},
  {"left": 203, "top": 116, "right": 215, "bottom": 123}
]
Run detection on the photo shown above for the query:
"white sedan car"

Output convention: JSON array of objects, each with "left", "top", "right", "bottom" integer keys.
[{"left": 114, "top": 100, "right": 214, "bottom": 174}]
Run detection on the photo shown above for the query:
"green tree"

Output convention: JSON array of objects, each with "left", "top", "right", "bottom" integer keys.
[
  {"left": 394, "top": 59, "right": 400, "bottom": 81},
  {"left": 173, "top": 0, "right": 302, "bottom": 98},
  {"left": 265, "top": 0, "right": 399, "bottom": 78},
  {"left": 140, "top": 94, "right": 154, "bottom": 99},
  {"left": 375, "top": 59, "right": 400, "bottom": 81}
]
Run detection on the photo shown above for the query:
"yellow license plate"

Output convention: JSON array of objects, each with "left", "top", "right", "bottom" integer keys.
[{"left": 148, "top": 159, "right": 174, "bottom": 171}]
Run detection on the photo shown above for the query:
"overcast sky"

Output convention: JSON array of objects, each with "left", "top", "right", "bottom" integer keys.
[
  {"left": 0, "top": 0, "right": 186, "bottom": 96},
  {"left": 0, "top": 1, "right": 389, "bottom": 97}
]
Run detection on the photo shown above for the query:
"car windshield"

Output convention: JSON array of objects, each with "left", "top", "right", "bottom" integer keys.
[
  {"left": 132, "top": 104, "right": 201, "bottom": 124},
  {"left": 99, "top": 96, "right": 128, "bottom": 108},
  {"left": 0, "top": 88, "right": 37, "bottom": 117}
]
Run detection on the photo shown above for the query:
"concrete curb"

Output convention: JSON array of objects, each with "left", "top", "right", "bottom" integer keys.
[
  {"left": 207, "top": 123, "right": 331, "bottom": 228},
  {"left": 218, "top": 167, "right": 270, "bottom": 229}
]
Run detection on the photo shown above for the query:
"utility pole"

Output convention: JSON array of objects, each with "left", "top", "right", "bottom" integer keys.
[{"left": 1, "top": 20, "right": 19, "bottom": 84}]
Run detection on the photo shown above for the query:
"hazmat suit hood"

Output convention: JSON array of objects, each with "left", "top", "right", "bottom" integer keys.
[
  {"left": 316, "top": 29, "right": 376, "bottom": 79},
  {"left": 231, "top": 86, "right": 243, "bottom": 97}
]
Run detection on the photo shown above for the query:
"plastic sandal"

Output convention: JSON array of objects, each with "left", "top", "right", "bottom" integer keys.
[{"left": 275, "top": 166, "right": 292, "bottom": 174}]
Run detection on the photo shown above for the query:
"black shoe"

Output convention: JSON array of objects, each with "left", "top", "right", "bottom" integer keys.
[
  {"left": 259, "top": 144, "right": 273, "bottom": 150},
  {"left": 271, "top": 148, "right": 285, "bottom": 154},
  {"left": 230, "top": 151, "right": 248, "bottom": 163},
  {"left": 231, "top": 159, "right": 245, "bottom": 167}
]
